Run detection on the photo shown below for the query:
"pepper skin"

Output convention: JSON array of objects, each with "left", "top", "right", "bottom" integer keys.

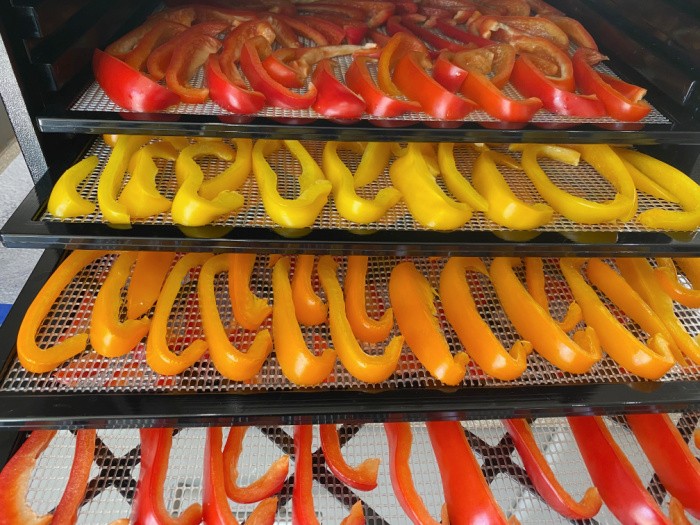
[
  {"left": 525, "top": 257, "right": 582, "bottom": 332},
  {"left": 320, "top": 424, "right": 379, "bottom": 491},
  {"left": 165, "top": 27, "right": 223, "bottom": 104},
  {"left": 200, "top": 139, "right": 253, "bottom": 201},
  {"left": 436, "top": 143, "right": 489, "bottom": 212},
  {"left": 146, "top": 253, "right": 212, "bottom": 375},
  {"left": 311, "top": 59, "right": 366, "bottom": 119},
  {"left": 292, "top": 255, "right": 328, "bottom": 326},
  {"left": 126, "top": 251, "right": 176, "bottom": 320},
  {"left": 18, "top": 250, "right": 108, "bottom": 373},
  {"left": 47, "top": 156, "right": 98, "bottom": 218},
  {"left": 229, "top": 253, "right": 272, "bottom": 331},
  {"left": 292, "top": 425, "right": 320, "bottom": 525},
  {"left": 352, "top": 142, "right": 393, "bottom": 189},
  {"left": 490, "top": 257, "right": 602, "bottom": 374},
  {"left": 319, "top": 255, "right": 403, "bottom": 383},
  {"left": 272, "top": 257, "right": 336, "bottom": 386},
  {"left": 389, "top": 261, "right": 468, "bottom": 385},
  {"left": 613, "top": 151, "right": 679, "bottom": 204},
  {"left": 198, "top": 255, "right": 272, "bottom": 381},
  {"left": 52, "top": 429, "right": 97, "bottom": 525},
  {"left": 461, "top": 68, "right": 542, "bottom": 122},
  {"left": 252, "top": 140, "right": 332, "bottom": 228},
  {"left": 378, "top": 32, "right": 430, "bottom": 98},
  {"left": 654, "top": 258, "right": 700, "bottom": 308},
  {"left": 206, "top": 54, "right": 266, "bottom": 114},
  {"left": 440, "top": 257, "right": 532, "bottom": 380},
  {"left": 340, "top": 502, "right": 365, "bottom": 525},
  {"left": 344, "top": 255, "right": 394, "bottom": 343}
]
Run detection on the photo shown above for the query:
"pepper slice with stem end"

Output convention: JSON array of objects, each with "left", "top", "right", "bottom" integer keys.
[
  {"left": 119, "top": 142, "right": 177, "bottom": 219},
  {"left": 525, "top": 257, "right": 582, "bottom": 332},
  {"left": 436, "top": 143, "right": 489, "bottom": 212},
  {"left": 292, "top": 425, "right": 320, "bottom": 525},
  {"left": 126, "top": 251, "right": 176, "bottom": 320},
  {"left": 292, "top": 255, "right": 328, "bottom": 326},
  {"left": 320, "top": 424, "right": 380, "bottom": 491},
  {"left": 47, "top": 156, "right": 98, "bottom": 218},
  {"left": 344, "top": 255, "right": 394, "bottom": 343},
  {"left": 52, "top": 429, "right": 97, "bottom": 525},
  {"left": 654, "top": 258, "right": 700, "bottom": 308},
  {"left": 229, "top": 253, "right": 272, "bottom": 331}
]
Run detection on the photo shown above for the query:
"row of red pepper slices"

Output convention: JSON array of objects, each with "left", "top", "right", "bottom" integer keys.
[
  {"left": 94, "top": 0, "right": 652, "bottom": 122},
  {"left": 0, "top": 416, "right": 698, "bottom": 524}
]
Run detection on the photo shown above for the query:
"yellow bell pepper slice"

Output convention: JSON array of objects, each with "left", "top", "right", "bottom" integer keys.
[
  {"left": 252, "top": 140, "right": 332, "bottom": 228},
  {"left": 119, "top": 143, "right": 177, "bottom": 219},
  {"left": 160, "top": 136, "right": 190, "bottom": 150},
  {"left": 229, "top": 253, "right": 272, "bottom": 331},
  {"left": 473, "top": 150, "right": 553, "bottom": 230},
  {"left": 17, "top": 250, "right": 108, "bottom": 373},
  {"left": 126, "top": 251, "right": 176, "bottom": 320},
  {"left": 103, "top": 134, "right": 119, "bottom": 147},
  {"left": 354, "top": 142, "right": 392, "bottom": 188},
  {"left": 200, "top": 139, "right": 253, "bottom": 200},
  {"left": 612, "top": 149, "right": 679, "bottom": 203},
  {"left": 175, "top": 141, "right": 235, "bottom": 186},
  {"left": 344, "top": 255, "right": 394, "bottom": 343},
  {"left": 436, "top": 143, "right": 489, "bottom": 212},
  {"left": 146, "top": 253, "right": 212, "bottom": 375},
  {"left": 198, "top": 254, "right": 272, "bottom": 381},
  {"left": 47, "top": 156, "right": 98, "bottom": 218},
  {"left": 90, "top": 252, "right": 151, "bottom": 358},
  {"left": 390, "top": 143, "right": 471, "bottom": 231},
  {"left": 525, "top": 257, "right": 582, "bottom": 332},
  {"left": 322, "top": 142, "right": 401, "bottom": 224},
  {"left": 318, "top": 255, "right": 403, "bottom": 384},
  {"left": 291, "top": 255, "right": 328, "bottom": 326}
]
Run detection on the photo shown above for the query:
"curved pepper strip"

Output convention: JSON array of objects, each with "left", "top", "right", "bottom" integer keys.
[
  {"left": 146, "top": 253, "right": 212, "bottom": 375},
  {"left": 18, "top": 250, "right": 108, "bottom": 373},
  {"left": 461, "top": 68, "right": 542, "bottom": 122},
  {"left": 340, "top": 502, "right": 365, "bottom": 525},
  {"left": 229, "top": 253, "right": 272, "bottom": 331},
  {"left": 293, "top": 425, "right": 320, "bottom": 525},
  {"left": 654, "top": 259, "right": 700, "bottom": 308},
  {"left": 545, "top": 15, "right": 597, "bottom": 49},
  {"left": 223, "top": 426, "right": 289, "bottom": 503},
  {"left": 353, "top": 142, "right": 393, "bottom": 189},
  {"left": 378, "top": 32, "right": 431, "bottom": 98},
  {"left": 200, "top": 139, "right": 253, "bottom": 201},
  {"left": 345, "top": 255, "right": 394, "bottom": 343},
  {"left": 322, "top": 142, "right": 402, "bottom": 224},
  {"left": 90, "top": 252, "right": 151, "bottom": 358},
  {"left": 490, "top": 257, "right": 602, "bottom": 374},
  {"left": 311, "top": 59, "right": 367, "bottom": 119},
  {"left": 436, "top": 143, "right": 489, "bottom": 211},
  {"left": 675, "top": 259, "right": 700, "bottom": 290},
  {"left": 119, "top": 142, "right": 177, "bottom": 219},
  {"left": 252, "top": 140, "right": 332, "bottom": 228},
  {"left": 198, "top": 255, "right": 272, "bottom": 381},
  {"left": 126, "top": 251, "right": 176, "bottom": 320},
  {"left": 119, "top": 20, "right": 189, "bottom": 72},
  {"left": 165, "top": 29, "right": 222, "bottom": 104},
  {"left": 389, "top": 261, "right": 468, "bottom": 385},
  {"left": 47, "top": 156, "right": 98, "bottom": 218},
  {"left": 560, "top": 258, "right": 674, "bottom": 379},
  {"left": 320, "top": 424, "right": 380, "bottom": 491},
  {"left": 613, "top": 151, "right": 679, "bottom": 203},
  {"left": 525, "top": 257, "right": 582, "bottom": 332},
  {"left": 440, "top": 257, "right": 532, "bottom": 380},
  {"left": 568, "top": 416, "right": 672, "bottom": 525},
  {"left": 52, "top": 429, "right": 97, "bottom": 525},
  {"left": 504, "top": 419, "right": 601, "bottom": 519},
  {"left": 272, "top": 257, "right": 336, "bottom": 386},
  {"left": 206, "top": 54, "right": 267, "bottom": 114},
  {"left": 319, "top": 255, "right": 404, "bottom": 383},
  {"left": 292, "top": 255, "right": 328, "bottom": 326}
]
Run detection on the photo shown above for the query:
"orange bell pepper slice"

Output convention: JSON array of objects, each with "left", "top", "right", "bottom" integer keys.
[
  {"left": 291, "top": 255, "right": 328, "bottom": 326},
  {"left": 439, "top": 257, "right": 532, "bottom": 381},
  {"left": 90, "top": 252, "right": 151, "bottom": 358},
  {"left": 318, "top": 255, "right": 403, "bottom": 384},
  {"left": 344, "top": 255, "right": 394, "bottom": 343},
  {"left": 229, "top": 253, "right": 273, "bottom": 331},
  {"left": 525, "top": 257, "right": 582, "bottom": 332},
  {"left": 272, "top": 257, "right": 337, "bottom": 386},
  {"left": 341, "top": 502, "right": 365, "bottom": 525},
  {"left": 654, "top": 258, "right": 700, "bottom": 308},
  {"left": 146, "top": 253, "right": 212, "bottom": 375},
  {"left": 126, "top": 251, "right": 176, "bottom": 320},
  {"left": 389, "top": 261, "right": 468, "bottom": 385},
  {"left": 198, "top": 255, "right": 272, "bottom": 381},
  {"left": 320, "top": 424, "right": 379, "bottom": 491},
  {"left": 490, "top": 257, "right": 602, "bottom": 374}
]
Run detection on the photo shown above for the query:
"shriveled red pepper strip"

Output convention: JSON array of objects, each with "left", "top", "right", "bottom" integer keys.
[
  {"left": 545, "top": 15, "right": 597, "bottom": 49},
  {"left": 345, "top": 255, "right": 394, "bottom": 344},
  {"left": 165, "top": 29, "right": 222, "bottom": 104},
  {"left": 219, "top": 19, "right": 276, "bottom": 85},
  {"left": 435, "top": 18, "right": 494, "bottom": 47},
  {"left": 119, "top": 20, "right": 189, "bottom": 71},
  {"left": 270, "top": 44, "right": 375, "bottom": 87},
  {"left": 126, "top": 251, "right": 176, "bottom": 321},
  {"left": 504, "top": 419, "right": 601, "bottom": 520},
  {"left": 320, "top": 424, "right": 379, "bottom": 491},
  {"left": 52, "top": 429, "right": 97, "bottom": 525},
  {"left": 297, "top": 16, "right": 346, "bottom": 45},
  {"left": 293, "top": 425, "right": 320, "bottom": 525},
  {"left": 473, "top": 15, "right": 569, "bottom": 48},
  {"left": 400, "top": 15, "right": 466, "bottom": 52},
  {"left": 229, "top": 253, "right": 272, "bottom": 331},
  {"left": 273, "top": 13, "right": 329, "bottom": 45},
  {"left": 292, "top": 255, "right": 328, "bottom": 326}
]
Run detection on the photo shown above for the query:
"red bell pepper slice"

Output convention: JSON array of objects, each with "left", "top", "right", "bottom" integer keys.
[
  {"left": 52, "top": 429, "right": 97, "bottom": 525},
  {"left": 206, "top": 55, "right": 266, "bottom": 114},
  {"left": 292, "top": 425, "right": 320, "bottom": 525},
  {"left": 568, "top": 416, "right": 672, "bottom": 525},
  {"left": 165, "top": 32, "right": 222, "bottom": 104},
  {"left": 319, "top": 424, "right": 379, "bottom": 491},
  {"left": 312, "top": 59, "right": 367, "bottom": 119},
  {"left": 219, "top": 19, "right": 276, "bottom": 85},
  {"left": 626, "top": 414, "right": 700, "bottom": 519},
  {"left": 506, "top": 34, "right": 574, "bottom": 91},
  {"left": 352, "top": 0, "right": 396, "bottom": 27},
  {"left": 390, "top": 0, "right": 419, "bottom": 14},
  {"left": 435, "top": 18, "right": 494, "bottom": 47},
  {"left": 93, "top": 49, "right": 179, "bottom": 112},
  {"left": 265, "top": 14, "right": 301, "bottom": 48},
  {"left": 298, "top": 3, "right": 366, "bottom": 20},
  {"left": 504, "top": 419, "right": 601, "bottom": 519},
  {"left": 370, "top": 30, "right": 392, "bottom": 46},
  {"left": 473, "top": 15, "right": 569, "bottom": 49},
  {"left": 378, "top": 32, "right": 431, "bottom": 97},
  {"left": 296, "top": 16, "right": 345, "bottom": 45},
  {"left": 272, "top": 13, "right": 329, "bottom": 46},
  {"left": 108, "top": 19, "right": 189, "bottom": 72},
  {"left": 432, "top": 51, "right": 469, "bottom": 92},
  {"left": 546, "top": 15, "right": 597, "bottom": 50},
  {"left": 262, "top": 54, "right": 304, "bottom": 88},
  {"left": 462, "top": 70, "right": 542, "bottom": 121},
  {"left": 598, "top": 73, "right": 647, "bottom": 102},
  {"left": 399, "top": 15, "right": 466, "bottom": 52},
  {"left": 670, "top": 498, "right": 693, "bottom": 525},
  {"left": 340, "top": 502, "right": 366, "bottom": 525},
  {"left": 193, "top": 6, "right": 258, "bottom": 25}
]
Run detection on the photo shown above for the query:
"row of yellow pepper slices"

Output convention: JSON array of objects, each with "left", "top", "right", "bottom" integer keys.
[{"left": 47, "top": 136, "right": 700, "bottom": 231}]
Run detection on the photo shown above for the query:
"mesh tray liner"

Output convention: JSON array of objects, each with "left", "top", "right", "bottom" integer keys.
[
  {"left": 3, "top": 253, "right": 700, "bottom": 393},
  {"left": 39, "top": 138, "right": 688, "bottom": 233},
  {"left": 24, "top": 415, "right": 700, "bottom": 524}
]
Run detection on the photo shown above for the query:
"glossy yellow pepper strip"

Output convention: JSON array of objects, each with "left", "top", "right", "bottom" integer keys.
[
  {"left": 439, "top": 257, "right": 532, "bottom": 381},
  {"left": 198, "top": 254, "right": 272, "bottom": 381},
  {"left": 126, "top": 251, "right": 176, "bottom": 320},
  {"left": 229, "top": 253, "right": 272, "bottom": 331},
  {"left": 272, "top": 257, "right": 336, "bottom": 386},
  {"left": 17, "top": 250, "right": 108, "bottom": 373},
  {"left": 90, "top": 252, "right": 151, "bottom": 358},
  {"left": 674, "top": 258, "right": 700, "bottom": 288},
  {"left": 291, "top": 255, "right": 328, "bottom": 326},
  {"left": 200, "top": 139, "right": 253, "bottom": 200},
  {"left": 525, "top": 257, "right": 582, "bottom": 332},
  {"left": 322, "top": 142, "right": 401, "bottom": 224},
  {"left": 146, "top": 253, "right": 212, "bottom": 375},
  {"left": 160, "top": 136, "right": 190, "bottom": 151},
  {"left": 436, "top": 143, "right": 489, "bottom": 212},
  {"left": 612, "top": 149, "right": 679, "bottom": 203},
  {"left": 97, "top": 135, "right": 150, "bottom": 224},
  {"left": 390, "top": 143, "right": 471, "bottom": 231},
  {"left": 653, "top": 258, "right": 700, "bottom": 308},
  {"left": 354, "top": 142, "right": 392, "bottom": 188},
  {"left": 473, "top": 150, "right": 554, "bottom": 230},
  {"left": 560, "top": 259, "right": 674, "bottom": 380},
  {"left": 490, "top": 257, "right": 602, "bottom": 374},
  {"left": 252, "top": 140, "right": 332, "bottom": 228},
  {"left": 47, "top": 156, "right": 98, "bottom": 218},
  {"left": 344, "top": 255, "right": 394, "bottom": 344},
  {"left": 119, "top": 143, "right": 177, "bottom": 219},
  {"left": 103, "top": 134, "right": 119, "bottom": 147},
  {"left": 318, "top": 255, "right": 403, "bottom": 384},
  {"left": 175, "top": 141, "right": 235, "bottom": 186}
]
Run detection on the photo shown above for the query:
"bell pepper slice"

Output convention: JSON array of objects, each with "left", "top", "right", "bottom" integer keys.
[
  {"left": 341, "top": 502, "right": 366, "bottom": 525},
  {"left": 296, "top": 16, "right": 346, "bottom": 45},
  {"left": 378, "top": 32, "right": 431, "bottom": 98},
  {"left": 435, "top": 18, "right": 494, "bottom": 47},
  {"left": 119, "top": 20, "right": 190, "bottom": 72},
  {"left": 206, "top": 54, "right": 267, "bottom": 114},
  {"left": 291, "top": 255, "right": 328, "bottom": 326},
  {"left": 252, "top": 140, "right": 331, "bottom": 228},
  {"left": 472, "top": 150, "right": 553, "bottom": 230},
  {"left": 106, "top": 17, "right": 182, "bottom": 59},
  {"left": 146, "top": 253, "right": 212, "bottom": 375},
  {"left": 199, "top": 255, "right": 272, "bottom": 381},
  {"left": 432, "top": 51, "right": 470, "bottom": 93},
  {"left": 320, "top": 423, "right": 380, "bottom": 491},
  {"left": 134, "top": 428, "right": 203, "bottom": 525},
  {"left": 490, "top": 257, "right": 602, "bottom": 374},
  {"left": 504, "top": 419, "right": 601, "bottom": 519},
  {"left": 352, "top": 0, "right": 396, "bottom": 27},
  {"left": 384, "top": 422, "right": 442, "bottom": 525},
  {"left": 18, "top": 250, "right": 108, "bottom": 373},
  {"left": 299, "top": 3, "right": 366, "bottom": 20},
  {"left": 654, "top": 258, "right": 700, "bottom": 308},
  {"left": 344, "top": 255, "right": 394, "bottom": 343},
  {"left": 524, "top": 0, "right": 562, "bottom": 15},
  {"left": 525, "top": 257, "right": 582, "bottom": 332},
  {"left": 612, "top": 151, "right": 678, "bottom": 203},
  {"left": 400, "top": 15, "right": 466, "bottom": 52},
  {"left": 389, "top": 261, "right": 468, "bottom": 385},
  {"left": 52, "top": 429, "right": 97, "bottom": 525},
  {"left": 436, "top": 143, "right": 489, "bottom": 211},
  {"left": 545, "top": 15, "right": 597, "bottom": 49},
  {"left": 47, "top": 156, "right": 98, "bottom": 218},
  {"left": 475, "top": 15, "right": 569, "bottom": 48},
  {"left": 351, "top": 142, "right": 393, "bottom": 188},
  {"left": 440, "top": 257, "right": 532, "bottom": 380},
  {"left": 312, "top": 59, "right": 367, "bottom": 119},
  {"left": 264, "top": 13, "right": 301, "bottom": 48},
  {"left": 319, "top": 255, "right": 403, "bottom": 383},
  {"left": 125, "top": 251, "right": 176, "bottom": 320},
  {"left": 272, "top": 13, "right": 329, "bottom": 45},
  {"left": 293, "top": 425, "right": 320, "bottom": 525},
  {"left": 427, "top": 420, "right": 520, "bottom": 525},
  {"left": 202, "top": 139, "right": 252, "bottom": 200},
  {"left": 568, "top": 416, "right": 672, "bottom": 525},
  {"left": 272, "top": 257, "right": 336, "bottom": 385},
  {"left": 560, "top": 258, "right": 674, "bottom": 379},
  {"left": 670, "top": 498, "right": 692, "bottom": 525},
  {"left": 229, "top": 253, "right": 272, "bottom": 331},
  {"left": 90, "top": 252, "right": 151, "bottom": 358},
  {"left": 223, "top": 426, "right": 289, "bottom": 503}
]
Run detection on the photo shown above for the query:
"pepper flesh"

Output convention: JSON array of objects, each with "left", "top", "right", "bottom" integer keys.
[
  {"left": 47, "top": 156, "right": 98, "bottom": 218},
  {"left": 378, "top": 32, "right": 430, "bottom": 98},
  {"left": 292, "top": 425, "right": 320, "bottom": 525},
  {"left": 201, "top": 139, "right": 253, "bottom": 201},
  {"left": 126, "top": 251, "right": 176, "bottom": 320},
  {"left": 340, "top": 502, "right": 365, "bottom": 525},
  {"left": 320, "top": 424, "right": 379, "bottom": 491},
  {"left": 229, "top": 253, "right": 272, "bottom": 331},
  {"left": 292, "top": 255, "right": 328, "bottom": 326},
  {"left": 52, "top": 429, "right": 97, "bottom": 525},
  {"left": 119, "top": 142, "right": 177, "bottom": 219},
  {"left": 311, "top": 59, "right": 367, "bottom": 119},
  {"left": 434, "top": 143, "right": 488, "bottom": 212},
  {"left": 525, "top": 257, "right": 582, "bottom": 332},
  {"left": 344, "top": 255, "right": 394, "bottom": 343},
  {"left": 654, "top": 258, "right": 700, "bottom": 308}
]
